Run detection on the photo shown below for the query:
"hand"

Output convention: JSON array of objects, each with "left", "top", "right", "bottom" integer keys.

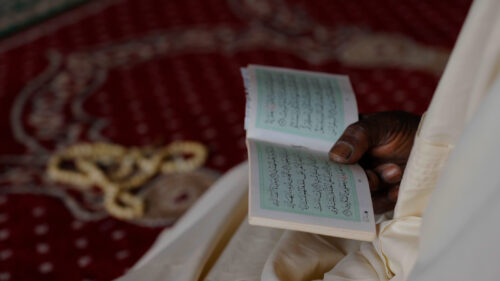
[{"left": 329, "top": 111, "right": 421, "bottom": 213}]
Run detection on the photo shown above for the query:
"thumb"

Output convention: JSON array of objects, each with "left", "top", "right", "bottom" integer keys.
[{"left": 329, "top": 118, "right": 377, "bottom": 164}]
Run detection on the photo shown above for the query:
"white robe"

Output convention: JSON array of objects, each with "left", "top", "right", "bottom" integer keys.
[{"left": 117, "top": 0, "right": 500, "bottom": 280}]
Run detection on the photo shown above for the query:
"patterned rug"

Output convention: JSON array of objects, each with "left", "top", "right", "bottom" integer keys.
[{"left": 0, "top": 0, "right": 471, "bottom": 280}]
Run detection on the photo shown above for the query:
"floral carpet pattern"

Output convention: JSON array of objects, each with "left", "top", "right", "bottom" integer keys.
[{"left": 0, "top": 0, "right": 471, "bottom": 280}]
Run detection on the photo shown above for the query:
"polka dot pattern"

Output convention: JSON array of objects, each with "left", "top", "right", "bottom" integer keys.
[{"left": 0, "top": 194, "right": 162, "bottom": 280}]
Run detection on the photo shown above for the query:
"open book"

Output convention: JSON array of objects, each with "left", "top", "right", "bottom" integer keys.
[{"left": 242, "top": 65, "right": 375, "bottom": 241}]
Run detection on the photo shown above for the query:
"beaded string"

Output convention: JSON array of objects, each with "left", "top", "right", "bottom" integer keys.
[{"left": 47, "top": 141, "right": 208, "bottom": 220}]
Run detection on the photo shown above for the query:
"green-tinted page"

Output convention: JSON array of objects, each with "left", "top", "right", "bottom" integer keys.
[
  {"left": 255, "top": 68, "right": 346, "bottom": 142},
  {"left": 255, "top": 141, "right": 360, "bottom": 222}
]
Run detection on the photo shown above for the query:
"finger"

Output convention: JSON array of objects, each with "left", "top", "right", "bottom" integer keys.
[
  {"left": 388, "top": 185, "right": 399, "bottom": 202},
  {"left": 372, "top": 193, "right": 396, "bottom": 214},
  {"left": 329, "top": 111, "right": 421, "bottom": 165},
  {"left": 374, "top": 163, "right": 402, "bottom": 184},
  {"left": 365, "top": 169, "right": 380, "bottom": 192},
  {"left": 329, "top": 122, "right": 372, "bottom": 164}
]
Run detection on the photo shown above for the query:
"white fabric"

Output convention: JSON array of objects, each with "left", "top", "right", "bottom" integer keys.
[
  {"left": 394, "top": 133, "right": 454, "bottom": 219},
  {"left": 260, "top": 213, "right": 393, "bottom": 281},
  {"left": 261, "top": 231, "right": 361, "bottom": 281},
  {"left": 259, "top": 0, "right": 500, "bottom": 279},
  {"left": 322, "top": 242, "right": 387, "bottom": 281},
  {"left": 117, "top": 163, "right": 249, "bottom": 281},
  {"left": 385, "top": 1, "right": 500, "bottom": 280},
  {"left": 118, "top": 0, "right": 500, "bottom": 280},
  {"left": 204, "top": 219, "right": 283, "bottom": 281},
  {"left": 407, "top": 74, "right": 500, "bottom": 281},
  {"left": 419, "top": 0, "right": 500, "bottom": 144},
  {"left": 260, "top": 1, "right": 500, "bottom": 280}
]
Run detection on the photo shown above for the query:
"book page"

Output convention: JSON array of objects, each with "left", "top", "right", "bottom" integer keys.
[
  {"left": 248, "top": 140, "right": 374, "bottom": 237},
  {"left": 243, "top": 65, "right": 358, "bottom": 153}
]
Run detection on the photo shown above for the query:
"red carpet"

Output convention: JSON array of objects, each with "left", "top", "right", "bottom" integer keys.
[{"left": 0, "top": 0, "right": 471, "bottom": 280}]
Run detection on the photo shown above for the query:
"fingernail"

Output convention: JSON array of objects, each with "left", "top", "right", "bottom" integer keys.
[{"left": 329, "top": 142, "right": 353, "bottom": 162}]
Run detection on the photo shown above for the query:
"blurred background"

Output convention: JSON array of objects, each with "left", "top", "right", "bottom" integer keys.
[{"left": 0, "top": 0, "right": 471, "bottom": 280}]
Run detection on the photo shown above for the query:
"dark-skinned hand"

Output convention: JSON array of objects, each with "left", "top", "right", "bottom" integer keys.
[{"left": 329, "top": 111, "right": 421, "bottom": 214}]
